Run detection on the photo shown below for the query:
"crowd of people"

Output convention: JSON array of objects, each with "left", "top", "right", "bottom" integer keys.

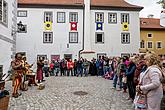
[{"left": 10, "top": 52, "right": 165, "bottom": 110}]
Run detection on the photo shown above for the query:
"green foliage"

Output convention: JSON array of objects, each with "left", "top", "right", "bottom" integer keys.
[{"left": 157, "top": 0, "right": 165, "bottom": 9}]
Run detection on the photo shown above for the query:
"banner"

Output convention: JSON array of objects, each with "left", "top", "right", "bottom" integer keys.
[
  {"left": 70, "top": 22, "right": 77, "bottom": 31},
  {"left": 96, "top": 22, "right": 103, "bottom": 30},
  {"left": 45, "top": 22, "right": 52, "bottom": 30},
  {"left": 122, "top": 22, "right": 129, "bottom": 31}
]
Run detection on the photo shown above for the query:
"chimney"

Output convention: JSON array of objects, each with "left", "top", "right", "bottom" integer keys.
[{"left": 160, "top": 10, "right": 165, "bottom": 27}]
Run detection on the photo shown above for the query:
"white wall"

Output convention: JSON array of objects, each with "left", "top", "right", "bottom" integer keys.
[
  {"left": 90, "top": 10, "right": 140, "bottom": 57},
  {"left": 17, "top": 8, "right": 83, "bottom": 63},
  {"left": 0, "top": 0, "right": 17, "bottom": 74}
]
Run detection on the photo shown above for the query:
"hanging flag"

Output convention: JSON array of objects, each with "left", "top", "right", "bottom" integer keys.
[
  {"left": 96, "top": 22, "right": 103, "bottom": 30},
  {"left": 45, "top": 22, "right": 52, "bottom": 30},
  {"left": 70, "top": 22, "right": 77, "bottom": 31},
  {"left": 122, "top": 22, "right": 129, "bottom": 31}
]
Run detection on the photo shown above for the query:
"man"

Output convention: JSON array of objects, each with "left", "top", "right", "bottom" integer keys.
[
  {"left": 83, "top": 59, "right": 90, "bottom": 76},
  {"left": 11, "top": 53, "right": 24, "bottom": 98}
]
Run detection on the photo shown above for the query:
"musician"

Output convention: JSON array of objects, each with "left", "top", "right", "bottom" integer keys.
[
  {"left": 11, "top": 53, "right": 24, "bottom": 98},
  {"left": 36, "top": 57, "right": 44, "bottom": 83}
]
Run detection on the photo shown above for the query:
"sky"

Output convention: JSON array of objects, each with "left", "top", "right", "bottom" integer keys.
[{"left": 126, "top": 0, "right": 162, "bottom": 18}]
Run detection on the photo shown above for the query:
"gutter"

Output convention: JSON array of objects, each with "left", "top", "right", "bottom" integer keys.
[{"left": 78, "top": 4, "right": 85, "bottom": 58}]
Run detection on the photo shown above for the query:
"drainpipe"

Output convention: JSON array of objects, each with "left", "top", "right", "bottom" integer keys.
[{"left": 78, "top": 4, "right": 85, "bottom": 58}]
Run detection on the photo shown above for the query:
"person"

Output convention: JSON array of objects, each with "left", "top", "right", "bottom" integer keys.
[
  {"left": 161, "top": 60, "right": 165, "bottom": 110},
  {"left": 74, "top": 59, "right": 77, "bottom": 76},
  {"left": 54, "top": 59, "right": 60, "bottom": 76},
  {"left": 49, "top": 60, "right": 55, "bottom": 76},
  {"left": 36, "top": 57, "right": 44, "bottom": 83},
  {"left": 43, "top": 60, "right": 49, "bottom": 77},
  {"left": 60, "top": 59, "right": 65, "bottom": 76},
  {"left": 11, "top": 53, "right": 24, "bottom": 98},
  {"left": 77, "top": 58, "right": 83, "bottom": 77},
  {"left": 83, "top": 59, "right": 90, "bottom": 76},
  {"left": 126, "top": 57, "right": 136, "bottom": 101},
  {"left": 135, "top": 52, "right": 163, "bottom": 110},
  {"left": 67, "top": 59, "right": 74, "bottom": 76}
]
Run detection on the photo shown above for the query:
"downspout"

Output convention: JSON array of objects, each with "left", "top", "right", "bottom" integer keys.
[{"left": 78, "top": 4, "right": 85, "bottom": 58}]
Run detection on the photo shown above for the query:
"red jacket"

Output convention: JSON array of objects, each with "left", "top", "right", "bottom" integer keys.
[{"left": 67, "top": 61, "right": 74, "bottom": 69}]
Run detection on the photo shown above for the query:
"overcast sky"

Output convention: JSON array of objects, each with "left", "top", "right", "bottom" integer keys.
[{"left": 126, "top": 0, "right": 162, "bottom": 18}]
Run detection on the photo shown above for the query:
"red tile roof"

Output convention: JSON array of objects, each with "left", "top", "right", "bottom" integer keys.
[
  {"left": 140, "top": 18, "right": 165, "bottom": 30},
  {"left": 91, "top": 0, "right": 143, "bottom": 9},
  {"left": 18, "top": 0, "right": 84, "bottom": 6},
  {"left": 18, "top": 0, "right": 143, "bottom": 9}
]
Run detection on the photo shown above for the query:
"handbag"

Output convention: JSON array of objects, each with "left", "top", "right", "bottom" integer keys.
[{"left": 134, "top": 92, "right": 147, "bottom": 109}]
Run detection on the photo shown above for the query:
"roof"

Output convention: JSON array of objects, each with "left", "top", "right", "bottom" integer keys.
[
  {"left": 18, "top": 0, "right": 84, "bottom": 6},
  {"left": 18, "top": 0, "right": 143, "bottom": 10},
  {"left": 91, "top": 0, "right": 143, "bottom": 9},
  {"left": 140, "top": 18, "right": 165, "bottom": 30}
]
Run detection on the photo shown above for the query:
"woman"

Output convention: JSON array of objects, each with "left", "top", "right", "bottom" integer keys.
[
  {"left": 36, "top": 58, "right": 44, "bottom": 83},
  {"left": 136, "top": 53, "right": 163, "bottom": 110}
]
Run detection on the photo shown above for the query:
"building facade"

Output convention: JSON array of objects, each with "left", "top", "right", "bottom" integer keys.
[
  {"left": 17, "top": 0, "right": 143, "bottom": 62},
  {"left": 0, "top": 0, "right": 17, "bottom": 74},
  {"left": 140, "top": 18, "right": 165, "bottom": 58}
]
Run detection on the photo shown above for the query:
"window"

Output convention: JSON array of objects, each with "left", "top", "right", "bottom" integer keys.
[
  {"left": 37, "top": 55, "right": 47, "bottom": 60},
  {"left": 97, "top": 53, "right": 106, "bottom": 59},
  {"left": 69, "top": 12, "right": 78, "bottom": 22},
  {"left": 57, "top": 12, "right": 65, "bottom": 23},
  {"left": 69, "top": 32, "right": 78, "bottom": 43},
  {"left": 96, "top": 32, "right": 104, "bottom": 43},
  {"left": 147, "top": 42, "right": 153, "bottom": 48},
  {"left": 148, "top": 33, "right": 152, "bottom": 38},
  {"left": 44, "top": 12, "right": 53, "bottom": 22},
  {"left": 0, "top": 0, "right": 8, "bottom": 25},
  {"left": 0, "top": 0, "right": 2, "bottom": 21},
  {"left": 17, "top": 10, "right": 27, "bottom": 17},
  {"left": 43, "top": 32, "right": 53, "bottom": 43},
  {"left": 108, "top": 13, "right": 117, "bottom": 23},
  {"left": 140, "top": 41, "right": 145, "bottom": 48},
  {"left": 121, "top": 33, "right": 130, "bottom": 44},
  {"left": 121, "top": 13, "right": 129, "bottom": 23},
  {"left": 0, "top": 65, "right": 3, "bottom": 79},
  {"left": 95, "top": 12, "right": 104, "bottom": 22},
  {"left": 157, "top": 42, "right": 162, "bottom": 49}
]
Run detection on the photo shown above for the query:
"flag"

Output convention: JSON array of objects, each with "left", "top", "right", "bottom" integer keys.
[
  {"left": 45, "top": 22, "right": 52, "bottom": 30},
  {"left": 122, "top": 22, "right": 129, "bottom": 31},
  {"left": 70, "top": 22, "right": 77, "bottom": 31},
  {"left": 96, "top": 22, "right": 103, "bottom": 30}
]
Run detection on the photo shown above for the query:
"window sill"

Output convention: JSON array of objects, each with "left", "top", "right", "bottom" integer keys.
[{"left": 0, "top": 21, "right": 8, "bottom": 28}]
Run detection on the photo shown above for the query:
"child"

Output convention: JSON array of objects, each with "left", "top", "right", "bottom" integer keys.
[{"left": 122, "top": 73, "right": 127, "bottom": 93}]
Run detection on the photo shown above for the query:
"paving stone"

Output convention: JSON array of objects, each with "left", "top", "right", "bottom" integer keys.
[{"left": 5, "top": 77, "right": 134, "bottom": 110}]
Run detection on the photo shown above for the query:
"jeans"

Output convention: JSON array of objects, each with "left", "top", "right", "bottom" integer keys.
[
  {"left": 113, "top": 74, "right": 123, "bottom": 89},
  {"left": 84, "top": 67, "right": 88, "bottom": 76},
  {"left": 77, "top": 67, "right": 83, "bottom": 77},
  {"left": 103, "top": 66, "right": 109, "bottom": 75},
  {"left": 54, "top": 68, "right": 60, "bottom": 76}
]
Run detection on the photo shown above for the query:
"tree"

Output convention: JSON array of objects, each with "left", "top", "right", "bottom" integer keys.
[{"left": 157, "top": 0, "right": 165, "bottom": 9}]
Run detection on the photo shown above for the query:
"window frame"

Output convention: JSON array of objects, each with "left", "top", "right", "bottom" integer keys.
[
  {"left": 121, "top": 13, "right": 129, "bottom": 24},
  {"left": 17, "top": 10, "right": 27, "bottom": 17},
  {"left": 95, "top": 12, "right": 104, "bottom": 23},
  {"left": 121, "top": 33, "right": 130, "bottom": 44},
  {"left": 156, "top": 41, "right": 162, "bottom": 49},
  {"left": 57, "top": 12, "right": 65, "bottom": 23},
  {"left": 0, "top": 0, "right": 8, "bottom": 26},
  {"left": 147, "top": 41, "right": 153, "bottom": 49},
  {"left": 108, "top": 13, "right": 117, "bottom": 24},
  {"left": 69, "top": 32, "right": 78, "bottom": 43},
  {"left": 140, "top": 41, "right": 145, "bottom": 48},
  {"left": 44, "top": 11, "right": 53, "bottom": 23},
  {"left": 69, "top": 12, "right": 78, "bottom": 23},
  {"left": 147, "top": 33, "right": 153, "bottom": 38},
  {"left": 95, "top": 32, "right": 104, "bottom": 44},
  {"left": 43, "top": 32, "right": 53, "bottom": 43}
]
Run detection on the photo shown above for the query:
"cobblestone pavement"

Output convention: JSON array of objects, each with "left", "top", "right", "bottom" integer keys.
[{"left": 6, "top": 76, "right": 134, "bottom": 110}]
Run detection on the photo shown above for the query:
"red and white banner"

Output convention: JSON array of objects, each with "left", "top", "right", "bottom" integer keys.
[{"left": 70, "top": 22, "right": 77, "bottom": 31}]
